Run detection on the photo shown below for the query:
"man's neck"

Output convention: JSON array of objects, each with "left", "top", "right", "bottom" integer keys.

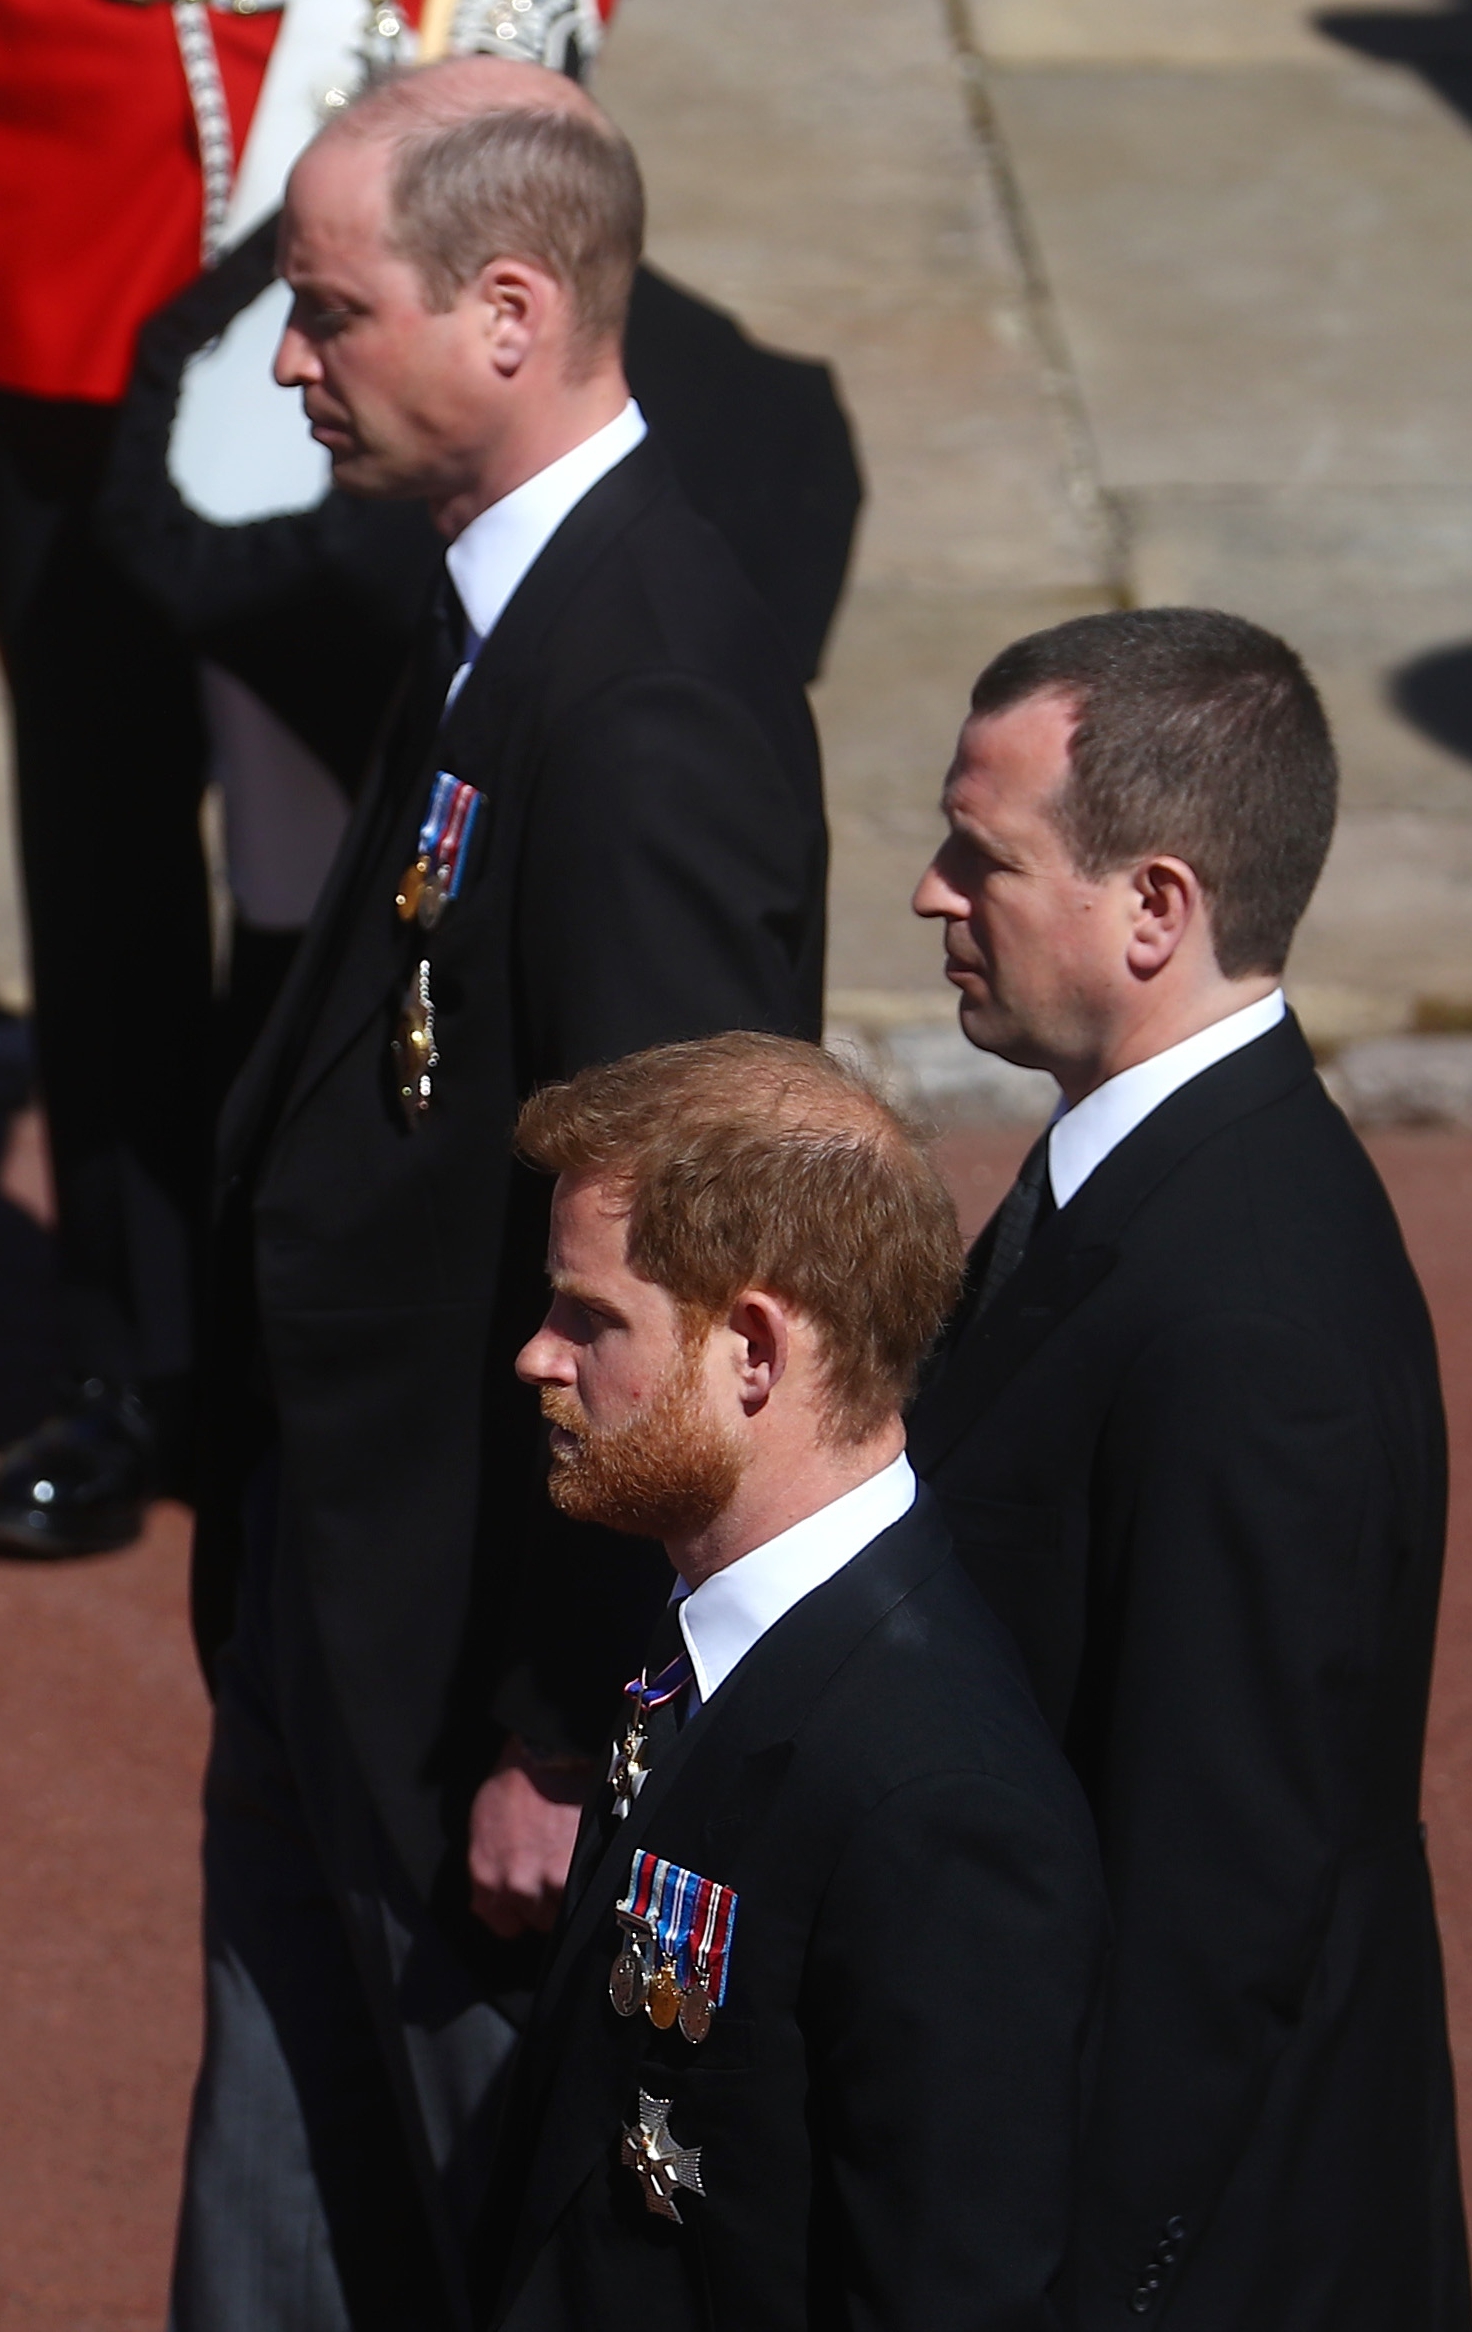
[
  {"left": 669, "top": 1421, "right": 907, "bottom": 1591},
  {"left": 431, "top": 366, "right": 632, "bottom": 541},
  {"left": 1055, "top": 973, "right": 1278, "bottom": 1108}
]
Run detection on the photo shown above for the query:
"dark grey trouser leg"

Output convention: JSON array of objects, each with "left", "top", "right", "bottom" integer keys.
[
  {"left": 170, "top": 1498, "right": 518, "bottom": 2332},
  {"left": 169, "top": 1621, "right": 455, "bottom": 2332}
]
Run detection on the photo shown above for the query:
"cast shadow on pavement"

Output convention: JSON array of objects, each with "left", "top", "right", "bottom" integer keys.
[
  {"left": 1391, "top": 643, "right": 1472, "bottom": 771},
  {"left": 1315, "top": 2, "right": 1472, "bottom": 129}
]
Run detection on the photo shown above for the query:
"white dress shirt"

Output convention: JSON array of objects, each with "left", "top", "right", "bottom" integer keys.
[
  {"left": 1047, "top": 987, "right": 1286, "bottom": 1208},
  {"left": 673, "top": 1453, "right": 917, "bottom": 1711},
  {"left": 442, "top": 398, "right": 647, "bottom": 702}
]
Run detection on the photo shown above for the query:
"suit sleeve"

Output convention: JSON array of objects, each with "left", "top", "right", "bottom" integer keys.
[
  {"left": 1075, "top": 1307, "right": 1398, "bottom": 2310},
  {"left": 513, "top": 667, "right": 827, "bottom": 1075},
  {"left": 805, "top": 1771, "right": 1105, "bottom": 2331}
]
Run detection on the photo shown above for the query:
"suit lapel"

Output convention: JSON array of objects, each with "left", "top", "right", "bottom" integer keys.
[
  {"left": 216, "top": 637, "right": 443, "bottom": 1184},
  {"left": 230, "top": 439, "right": 682, "bottom": 1166},
  {"left": 907, "top": 1016, "right": 1319, "bottom": 1474}
]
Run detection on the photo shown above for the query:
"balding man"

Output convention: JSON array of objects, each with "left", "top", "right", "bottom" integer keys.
[{"left": 172, "top": 65, "right": 825, "bottom": 2332}]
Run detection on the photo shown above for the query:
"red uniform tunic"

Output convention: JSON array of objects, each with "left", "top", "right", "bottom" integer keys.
[{"left": 0, "top": 0, "right": 279, "bottom": 402}]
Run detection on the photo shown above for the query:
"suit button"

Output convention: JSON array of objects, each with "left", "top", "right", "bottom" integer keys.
[
  {"left": 1129, "top": 2292, "right": 1153, "bottom": 2315},
  {"left": 1164, "top": 2216, "right": 1186, "bottom": 2241}
]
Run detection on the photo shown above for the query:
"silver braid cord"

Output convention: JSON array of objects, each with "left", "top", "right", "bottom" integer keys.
[{"left": 172, "top": 1, "right": 237, "bottom": 266}]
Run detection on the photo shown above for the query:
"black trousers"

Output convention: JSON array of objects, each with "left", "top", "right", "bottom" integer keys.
[
  {"left": 170, "top": 1469, "right": 518, "bottom": 2332},
  {"left": 0, "top": 390, "right": 212, "bottom": 1468}
]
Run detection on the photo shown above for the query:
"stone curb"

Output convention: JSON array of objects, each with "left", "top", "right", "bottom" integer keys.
[{"left": 828, "top": 1022, "right": 1472, "bottom": 1133}]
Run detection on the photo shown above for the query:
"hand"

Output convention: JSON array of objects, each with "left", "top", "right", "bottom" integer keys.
[{"left": 468, "top": 1738, "right": 596, "bottom": 1939}]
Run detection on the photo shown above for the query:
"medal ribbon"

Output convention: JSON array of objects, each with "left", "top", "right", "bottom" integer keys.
[
  {"left": 618, "top": 1852, "right": 738, "bottom": 2001},
  {"left": 622, "top": 1648, "right": 693, "bottom": 1714},
  {"left": 685, "top": 1872, "right": 737, "bottom": 2005},
  {"left": 417, "top": 773, "right": 484, "bottom": 902}
]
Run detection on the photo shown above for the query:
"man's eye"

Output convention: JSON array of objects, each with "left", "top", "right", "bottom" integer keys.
[{"left": 293, "top": 299, "right": 353, "bottom": 340}]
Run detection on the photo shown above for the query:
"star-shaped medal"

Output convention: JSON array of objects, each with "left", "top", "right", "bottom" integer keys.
[
  {"left": 620, "top": 2091, "right": 705, "bottom": 2223},
  {"left": 608, "top": 1723, "right": 649, "bottom": 1820}
]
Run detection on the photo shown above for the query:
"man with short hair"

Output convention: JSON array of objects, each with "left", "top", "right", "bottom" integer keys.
[
  {"left": 175, "top": 60, "right": 826, "bottom": 2332},
  {"left": 908, "top": 607, "right": 1470, "bottom": 2327},
  {"left": 486, "top": 1030, "right": 1107, "bottom": 2330}
]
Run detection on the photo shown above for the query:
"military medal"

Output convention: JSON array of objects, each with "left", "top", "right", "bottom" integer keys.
[
  {"left": 613, "top": 1852, "right": 739, "bottom": 2045},
  {"left": 647, "top": 1958, "right": 681, "bottom": 2030},
  {"left": 608, "top": 1641, "right": 692, "bottom": 1822},
  {"left": 395, "top": 772, "right": 483, "bottom": 938},
  {"left": 395, "top": 854, "right": 430, "bottom": 923},
  {"left": 620, "top": 2092, "right": 705, "bottom": 2223},
  {"left": 609, "top": 1911, "right": 654, "bottom": 2018},
  {"left": 391, "top": 958, "right": 438, "bottom": 1126},
  {"left": 678, "top": 1955, "right": 714, "bottom": 2044}
]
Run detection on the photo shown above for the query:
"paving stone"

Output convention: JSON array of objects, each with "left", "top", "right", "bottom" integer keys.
[
  {"left": 988, "top": 58, "right": 1472, "bottom": 491},
  {"left": 1330, "top": 1033, "right": 1472, "bottom": 1126},
  {"left": 973, "top": 0, "right": 1438, "bottom": 68},
  {"left": 596, "top": 0, "right": 1095, "bottom": 596}
]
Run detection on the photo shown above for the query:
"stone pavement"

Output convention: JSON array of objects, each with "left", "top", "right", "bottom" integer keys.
[{"left": 598, "top": 0, "right": 1472, "bottom": 1083}]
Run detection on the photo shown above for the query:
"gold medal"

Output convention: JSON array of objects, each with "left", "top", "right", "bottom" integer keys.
[
  {"left": 395, "top": 855, "right": 430, "bottom": 923},
  {"left": 391, "top": 958, "right": 438, "bottom": 1127},
  {"left": 647, "top": 1959, "right": 681, "bottom": 2031}
]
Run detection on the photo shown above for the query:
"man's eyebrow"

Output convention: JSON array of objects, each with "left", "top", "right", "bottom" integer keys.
[{"left": 548, "top": 1270, "right": 624, "bottom": 1314}]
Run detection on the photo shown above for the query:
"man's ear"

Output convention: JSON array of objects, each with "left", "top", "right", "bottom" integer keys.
[
  {"left": 726, "top": 1291, "right": 789, "bottom": 1415},
  {"left": 476, "top": 258, "right": 554, "bottom": 378},
  {"left": 1125, "top": 854, "right": 1200, "bottom": 977}
]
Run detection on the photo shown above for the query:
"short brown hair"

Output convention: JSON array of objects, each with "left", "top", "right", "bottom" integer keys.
[
  {"left": 515, "top": 1034, "right": 964, "bottom": 1444},
  {"left": 970, "top": 607, "right": 1338, "bottom": 977},
  {"left": 387, "top": 108, "right": 643, "bottom": 366}
]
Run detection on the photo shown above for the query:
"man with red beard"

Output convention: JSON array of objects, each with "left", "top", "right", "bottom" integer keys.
[{"left": 487, "top": 1031, "right": 1108, "bottom": 2332}]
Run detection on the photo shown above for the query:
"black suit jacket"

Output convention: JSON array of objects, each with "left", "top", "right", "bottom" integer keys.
[
  {"left": 481, "top": 1494, "right": 1108, "bottom": 2332},
  {"left": 193, "top": 437, "right": 827, "bottom": 1902},
  {"left": 908, "top": 1015, "right": 1471, "bottom": 2328}
]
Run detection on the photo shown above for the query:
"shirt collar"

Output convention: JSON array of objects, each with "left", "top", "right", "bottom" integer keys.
[
  {"left": 675, "top": 1453, "right": 917, "bottom": 1708},
  {"left": 1047, "top": 987, "right": 1286, "bottom": 1209},
  {"left": 444, "top": 398, "right": 646, "bottom": 658}
]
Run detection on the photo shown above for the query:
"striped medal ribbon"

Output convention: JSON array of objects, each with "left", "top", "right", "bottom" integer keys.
[
  {"left": 611, "top": 1852, "right": 738, "bottom": 2043},
  {"left": 396, "top": 773, "right": 484, "bottom": 930}
]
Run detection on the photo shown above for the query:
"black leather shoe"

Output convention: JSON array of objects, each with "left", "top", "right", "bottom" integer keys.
[{"left": 0, "top": 1382, "right": 153, "bottom": 1558}]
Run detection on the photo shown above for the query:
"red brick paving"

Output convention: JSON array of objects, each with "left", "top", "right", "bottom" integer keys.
[{"left": 0, "top": 1131, "right": 1467, "bottom": 2327}]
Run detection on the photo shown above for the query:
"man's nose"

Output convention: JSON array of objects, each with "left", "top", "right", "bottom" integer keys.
[
  {"left": 273, "top": 323, "right": 317, "bottom": 390},
  {"left": 913, "top": 856, "right": 964, "bottom": 920},
  {"left": 516, "top": 1319, "right": 569, "bottom": 1385}
]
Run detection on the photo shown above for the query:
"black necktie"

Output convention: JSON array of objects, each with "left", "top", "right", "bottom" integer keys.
[
  {"left": 975, "top": 1128, "right": 1056, "bottom": 1312},
  {"left": 429, "top": 569, "right": 470, "bottom": 719}
]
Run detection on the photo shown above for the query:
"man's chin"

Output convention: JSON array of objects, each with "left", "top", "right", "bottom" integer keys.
[
  {"left": 956, "top": 997, "right": 1051, "bottom": 1076},
  {"left": 327, "top": 449, "right": 423, "bottom": 502}
]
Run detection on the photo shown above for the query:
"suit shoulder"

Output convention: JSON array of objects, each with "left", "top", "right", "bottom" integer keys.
[
  {"left": 553, "top": 477, "right": 808, "bottom": 702},
  {"left": 811, "top": 1556, "right": 1093, "bottom": 1841}
]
